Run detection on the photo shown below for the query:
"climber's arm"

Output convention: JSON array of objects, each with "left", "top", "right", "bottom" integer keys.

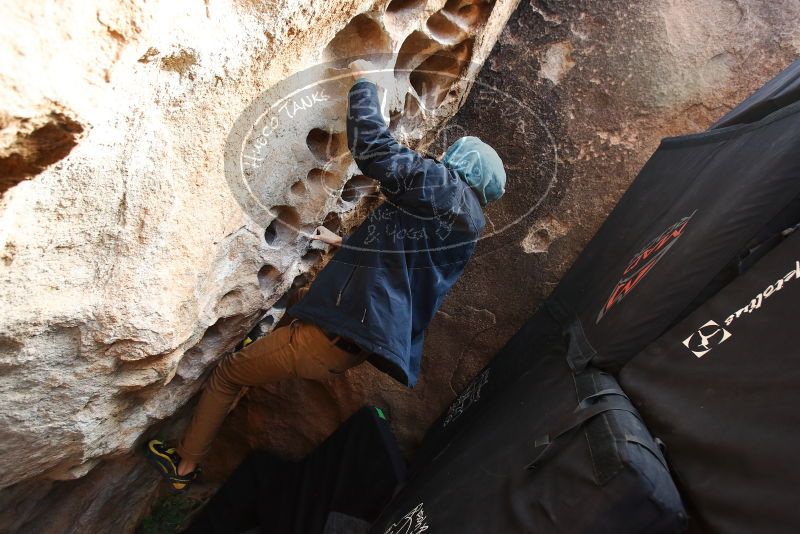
[
  {"left": 347, "top": 80, "right": 464, "bottom": 214},
  {"left": 347, "top": 80, "right": 426, "bottom": 197}
]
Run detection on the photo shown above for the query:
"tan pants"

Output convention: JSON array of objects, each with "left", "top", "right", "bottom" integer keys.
[{"left": 177, "top": 319, "right": 367, "bottom": 464}]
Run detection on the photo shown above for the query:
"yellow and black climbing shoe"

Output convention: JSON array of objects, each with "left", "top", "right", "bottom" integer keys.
[{"left": 144, "top": 439, "right": 199, "bottom": 493}]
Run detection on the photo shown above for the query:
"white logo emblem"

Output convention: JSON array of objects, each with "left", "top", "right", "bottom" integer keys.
[
  {"left": 443, "top": 369, "right": 490, "bottom": 427},
  {"left": 682, "top": 320, "right": 732, "bottom": 358},
  {"left": 384, "top": 502, "right": 429, "bottom": 534}
]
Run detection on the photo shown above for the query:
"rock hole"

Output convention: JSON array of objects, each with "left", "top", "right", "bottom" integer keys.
[
  {"left": 410, "top": 39, "right": 474, "bottom": 108},
  {"left": 442, "top": 0, "right": 493, "bottom": 28},
  {"left": 0, "top": 112, "right": 84, "bottom": 194},
  {"left": 201, "top": 315, "right": 245, "bottom": 347},
  {"left": 322, "top": 212, "right": 342, "bottom": 233},
  {"left": 324, "top": 13, "right": 392, "bottom": 60},
  {"left": 264, "top": 205, "right": 302, "bottom": 246},
  {"left": 215, "top": 289, "right": 244, "bottom": 317},
  {"left": 306, "top": 128, "right": 347, "bottom": 162},
  {"left": 258, "top": 264, "right": 280, "bottom": 292},
  {"left": 395, "top": 31, "right": 442, "bottom": 74},
  {"left": 386, "top": 0, "right": 426, "bottom": 14},
  {"left": 426, "top": 10, "right": 468, "bottom": 44},
  {"left": 290, "top": 180, "right": 307, "bottom": 196},
  {"left": 0, "top": 335, "right": 23, "bottom": 354},
  {"left": 306, "top": 168, "right": 342, "bottom": 198},
  {"left": 0, "top": 336, "right": 23, "bottom": 375},
  {"left": 385, "top": 0, "right": 427, "bottom": 33},
  {"left": 291, "top": 272, "right": 310, "bottom": 289},
  {"left": 341, "top": 175, "right": 378, "bottom": 203},
  {"left": 301, "top": 249, "right": 323, "bottom": 267}
]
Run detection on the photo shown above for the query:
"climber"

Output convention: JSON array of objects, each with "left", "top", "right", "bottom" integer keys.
[{"left": 145, "top": 59, "right": 507, "bottom": 492}]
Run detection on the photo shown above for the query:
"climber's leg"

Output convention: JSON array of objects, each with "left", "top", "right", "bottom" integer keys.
[
  {"left": 176, "top": 323, "right": 295, "bottom": 471},
  {"left": 176, "top": 319, "right": 365, "bottom": 473}
]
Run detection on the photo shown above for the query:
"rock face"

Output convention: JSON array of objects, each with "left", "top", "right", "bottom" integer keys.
[
  {"left": 0, "top": 0, "right": 518, "bottom": 531},
  {"left": 1, "top": 0, "right": 798, "bottom": 531}
]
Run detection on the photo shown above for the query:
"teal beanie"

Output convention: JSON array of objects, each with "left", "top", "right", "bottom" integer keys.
[{"left": 441, "top": 136, "right": 506, "bottom": 205}]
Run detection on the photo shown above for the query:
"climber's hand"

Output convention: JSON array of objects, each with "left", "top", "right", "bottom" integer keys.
[
  {"left": 311, "top": 226, "right": 342, "bottom": 246},
  {"left": 349, "top": 59, "right": 381, "bottom": 86}
]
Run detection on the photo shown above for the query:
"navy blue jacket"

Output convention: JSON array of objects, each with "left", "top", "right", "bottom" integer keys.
[{"left": 288, "top": 80, "right": 484, "bottom": 387}]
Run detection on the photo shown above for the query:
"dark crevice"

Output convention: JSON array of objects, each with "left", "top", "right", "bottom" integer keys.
[
  {"left": 264, "top": 205, "right": 302, "bottom": 247},
  {"left": 0, "top": 112, "right": 84, "bottom": 194},
  {"left": 322, "top": 212, "right": 342, "bottom": 233}
]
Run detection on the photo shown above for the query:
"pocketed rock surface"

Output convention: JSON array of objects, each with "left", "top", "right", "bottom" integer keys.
[
  {"left": 0, "top": 0, "right": 517, "bottom": 531},
  {"left": 1, "top": 0, "right": 798, "bottom": 531}
]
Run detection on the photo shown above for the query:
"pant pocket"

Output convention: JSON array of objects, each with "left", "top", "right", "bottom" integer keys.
[
  {"left": 327, "top": 350, "right": 368, "bottom": 374},
  {"left": 291, "top": 322, "right": 362, "bottom": 378}
]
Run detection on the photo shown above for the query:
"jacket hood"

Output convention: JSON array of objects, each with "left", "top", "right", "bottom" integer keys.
[{"left": 441, "top": 136, "right": 506, "bottom": 205}]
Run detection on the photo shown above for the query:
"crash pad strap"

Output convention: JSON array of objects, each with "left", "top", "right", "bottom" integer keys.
[
  {"left": 545, "top": 299, "right": 597, "bottom": 372},
  {"left": 526, "top": 395, "right": 638, "bottom": 471}
]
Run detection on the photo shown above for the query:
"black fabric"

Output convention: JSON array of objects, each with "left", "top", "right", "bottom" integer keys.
[
  {"left": 548, "top": 98, "right": 800, "bottom": 373},
  {"left": 711, "top": 59, "right": 800, "bottom": 129},
  {"left": 407, "top": 306, "right": 563, "bottom": 476},
  {"left": 384, "top": 67, "right": 800, "bottom": 534},
  {"left": 526, "top": 395, "right": 639, "bottom": 472},
  {"left": 371, "top": 333, "right": 686, "bottom": 534},
  {"left": 666, "top": 193, "right": 800, "bottom": 330},
  {"left": 321, "top": 512, "right": 371, "bottom": 534},
  {"left": 186, "top": 406, "right": 405, "bottom": 534},
  {"left": 620, "top": 230, "right": 800, "bottom": 534}
]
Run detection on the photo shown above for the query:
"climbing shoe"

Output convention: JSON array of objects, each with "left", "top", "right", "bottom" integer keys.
[{"left": 145, "top": 439, "right": 199, "bottom": 493}]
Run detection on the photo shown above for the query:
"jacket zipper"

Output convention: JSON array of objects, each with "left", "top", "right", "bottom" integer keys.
[{"left": 336, "top": 264, "right": 358, "bottom": 306}]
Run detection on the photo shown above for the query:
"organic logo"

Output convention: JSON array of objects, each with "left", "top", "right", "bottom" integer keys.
[
  {"left": 384, "top": 502, "right": 430, "bottom": 534},
  {"left": 682, "top": 320, "right": 732, "bottom": 358},
  {"left": 596, "top": 213, "right": 694, "bottom": 323},
  {"left": 443, "top": 368, "right": 490, "bottom": 427},
  {"left": 223, "top": 54, "right": 558, "bottom": 261}
]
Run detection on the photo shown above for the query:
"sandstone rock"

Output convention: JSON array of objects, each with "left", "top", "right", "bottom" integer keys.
[
  {"left": 0, "top": 0, "right": 518, "bottom": 530},
  {"left": 3, "top": 0, "right": 799, "bottom": 531},
  {"left": 521, "top": 215, "right": 569, "bottom": 254}
]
